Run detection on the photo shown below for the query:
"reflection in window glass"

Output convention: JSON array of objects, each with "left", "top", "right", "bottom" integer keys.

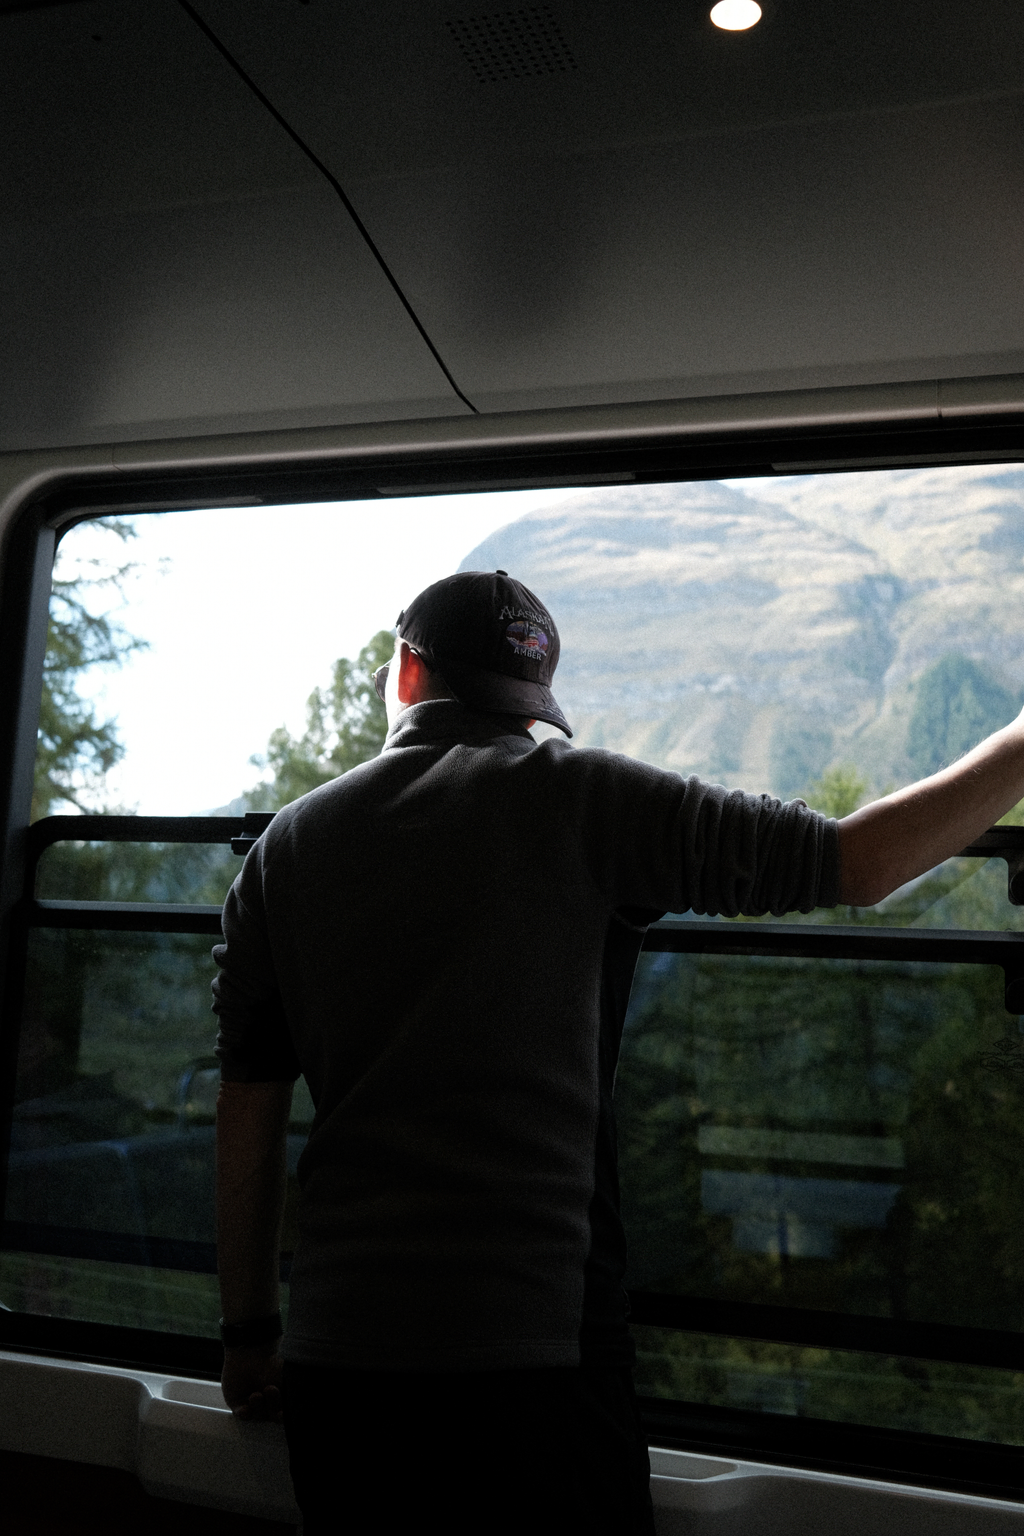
[
  {"left": 618, "top": 952, "right": 1024, "bottom": 1442},
  {"left": 1, "top": 929, "right": 312, "bottom": 1335},
  {"left": 17, "top": 930, "right": 229, "bottom": 1121},
  {"left": 634, "top": 1328, "right": 1024, "bottom": 1446},
  {"left": 618, "top": 953, "right": 1021, "bottom": 1334},
  {"left": 0, "top": 1253, "right": 223, "bottom": 1337},
  {"left": 620, "top": 946, "right": 1024, "bottom": 1437}
]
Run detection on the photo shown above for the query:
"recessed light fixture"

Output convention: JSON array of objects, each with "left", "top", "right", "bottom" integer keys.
[{"left": 710, "top": 0, "right": 762, "bottom": 30}]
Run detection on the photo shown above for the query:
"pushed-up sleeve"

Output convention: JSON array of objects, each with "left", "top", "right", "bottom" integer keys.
[
  {"left": 673, "top": 779, "right": 841, "bottom": 917},
  {"left": 211, "top": 847, "right": 301, "bottom": 1083},
  {"left": 585, "top": 755, "right": 841, "bottom": 918}
]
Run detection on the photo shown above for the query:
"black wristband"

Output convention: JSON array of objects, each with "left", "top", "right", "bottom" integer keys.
[{"left": 219, "top": 1311, "right": 282, "bottom": 1349}]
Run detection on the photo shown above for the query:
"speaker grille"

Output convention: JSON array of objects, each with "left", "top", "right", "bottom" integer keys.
[{"left": 446, "top": 7, "right": 577, "bottom": 83}]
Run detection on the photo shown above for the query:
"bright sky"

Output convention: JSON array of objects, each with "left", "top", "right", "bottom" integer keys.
[{"left": 61, "top": 489, "right": 588, "bottom": 815}]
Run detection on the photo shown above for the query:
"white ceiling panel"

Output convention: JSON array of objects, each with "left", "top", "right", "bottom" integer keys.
[
  {"left": 191, "top": 0, "right": 1024, "bottom": 411},
  {"left": 0, "top": 0, "right": 469, "bottom": 451}
]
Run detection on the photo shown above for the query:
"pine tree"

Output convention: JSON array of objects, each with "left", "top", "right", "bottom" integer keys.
[
  {"left": 33, "top": 520, "right": 145, "bottom": 821},
  {"left": 803, "top": 764, "right": 869, "bottom": 819},
  {"left": 908, "top": 654, "right": 1018, "bottom": 779},
  {"left": 250, "top": 630, "right": 394, "bottom": 810}
]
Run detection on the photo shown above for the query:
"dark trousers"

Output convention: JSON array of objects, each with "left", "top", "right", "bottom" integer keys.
[{"left": 283, "top": 1362, "right": 657, "bottom": 1536}]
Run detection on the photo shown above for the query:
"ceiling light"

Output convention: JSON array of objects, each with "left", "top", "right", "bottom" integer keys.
[{"left": 710, "top": 0, "right": 762, "bottom": 30}]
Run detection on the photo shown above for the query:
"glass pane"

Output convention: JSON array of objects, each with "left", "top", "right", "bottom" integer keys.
[
  {"left": 0, "top": 1252, "right": 223, "bottom": 1336},
  {"left": 634, "top": 1328, "right": 1024, "bottom": 1446},
  {"left": 1, "top": 928, "right": 312, "bottom": 1334},
  {"left": 618, "top": 951, "right": 1024, "bottom": 1442},
  {"left": 34, "top": 838, "right": 241, "bottom": 906},
  {"left": 876, "top": 854, "right": 1021, "bottom": 932}
]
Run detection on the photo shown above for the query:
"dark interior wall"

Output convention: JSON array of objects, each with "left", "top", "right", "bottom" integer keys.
[{"left": 1, "top": 1448, "right": 295, "bottom": 1535}]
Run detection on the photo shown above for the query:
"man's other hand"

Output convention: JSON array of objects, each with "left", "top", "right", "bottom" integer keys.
[
  {"left": 221, "top": 1342, "right": 285, "bottom": 1421},
  {"left": 837, "top": 711, "right": 1024, "bottom": 907}
]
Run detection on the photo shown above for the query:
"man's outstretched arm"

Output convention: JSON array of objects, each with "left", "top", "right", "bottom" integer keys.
[
  {"left": 838, "top": 711, "right": 1024, "bottom": 906},
  {"left": 217, "top": 1077, "right": 293, "bottom": 1420}
]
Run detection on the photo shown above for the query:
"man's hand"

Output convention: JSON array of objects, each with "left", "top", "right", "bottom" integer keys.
[
  {"left": 216, "top": 1079, "right": 293, "bottom": 1424},
  {"left": 221, "top": 1341, "right": 285, "bottom": 1422},
  {"left": 216, "top": 1077, "right": 293, "bottom": 1366},
  {"left": 838, "top": 710, "right": 1024, "bottom": 906}
]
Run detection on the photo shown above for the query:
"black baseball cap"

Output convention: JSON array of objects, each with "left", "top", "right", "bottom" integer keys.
[{"left": 397, "top": 570, "right": 572, "bottom": 737}]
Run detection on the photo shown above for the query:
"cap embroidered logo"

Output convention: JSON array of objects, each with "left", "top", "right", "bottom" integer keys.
[{"left": 505, "top": 620, "right": 548, "bottom": 658}]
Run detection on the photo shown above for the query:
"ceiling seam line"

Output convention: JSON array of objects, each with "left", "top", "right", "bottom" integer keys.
[{"left": 174, "top": 0, "right": 479, "bottom": 415}]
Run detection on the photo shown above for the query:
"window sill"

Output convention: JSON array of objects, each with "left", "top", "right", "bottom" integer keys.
[
  {"left": 0, "top": 1348, "right": 298, "bottom": 1524},
  {"left": 2, "top": 1347, "right": 1022, "bottom": 1532},
  {"left": 650, "top": 1446, "right": 1024, "bottom": 1532}
]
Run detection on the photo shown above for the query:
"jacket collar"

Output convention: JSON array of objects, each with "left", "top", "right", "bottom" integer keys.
[{"left": 382, "top": 699, "right": 535, "bottom": 751}]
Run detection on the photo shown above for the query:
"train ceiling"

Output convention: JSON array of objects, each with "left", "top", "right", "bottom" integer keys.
[{"left": 2, "top": 0, "right": 1023, "bottom": 449}]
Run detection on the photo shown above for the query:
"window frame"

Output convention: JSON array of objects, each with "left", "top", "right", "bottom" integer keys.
[{"left": 4, "top": 394, "right": 1024, "bottom": 1496}]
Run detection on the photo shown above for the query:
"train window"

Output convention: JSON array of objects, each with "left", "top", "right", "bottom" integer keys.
[{"left": 4, "top": 463, "right": 1024, "bottom": 1475}]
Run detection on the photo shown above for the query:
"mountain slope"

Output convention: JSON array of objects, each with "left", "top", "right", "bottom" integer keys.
[{"left": 459, "top": 467, "right": 1024, "bottom": 798}]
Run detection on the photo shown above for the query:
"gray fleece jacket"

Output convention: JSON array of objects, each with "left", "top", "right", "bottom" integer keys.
[{"left": 213, "top": 699, "right": 840, "bottom": 1372}]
